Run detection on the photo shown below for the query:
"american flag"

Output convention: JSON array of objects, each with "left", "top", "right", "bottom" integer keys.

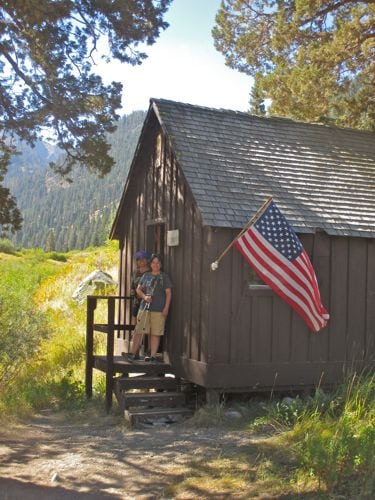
[{"left": 235, "top": 201, "right": 329, "bottom": 332}]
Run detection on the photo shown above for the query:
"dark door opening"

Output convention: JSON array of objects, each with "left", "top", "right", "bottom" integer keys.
[{"left": 146, "top": 222, "right": 165, "bottom": 258}]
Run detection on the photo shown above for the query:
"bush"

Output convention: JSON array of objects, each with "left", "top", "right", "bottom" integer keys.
[
  {"left": 0, "top": 238, "right": 17, "bottom": 255},
  {"left": 47, "top": 252, "right": 68, "bottom": 262},
  {"left": 291, "top": 374, "right": 375, "bottom": 495},
  {"left": 0, "top": 244, "right": 117, "bottom": 415}
]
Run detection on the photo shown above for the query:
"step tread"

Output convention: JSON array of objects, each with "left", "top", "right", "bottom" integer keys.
[
  {"left": 125, "top": 391, "right": 182, "bottom": 398},
  {"left": 115, "top": 376, "right": 178, "bottom": 390},
  {"left": 124, "top": 391, "right": 185, "bottom": 408},
  {"left": 125, "top": 407, "right": 192, "bottom": 418}
]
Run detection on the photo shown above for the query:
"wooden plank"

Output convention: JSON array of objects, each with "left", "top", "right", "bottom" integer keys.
[
  {"left": 236, "top": 282, "right": 252, "bottom": 364},
  {"left": 329, "top": 237, "right": 348, "bottom": 361},
  {"left": 309, "top": 231, "right": 330, "bottom": 362},
  {"left": 95, "top": 356, "right": 173, "bottom": 374},
  {"left": 229, "top": 237, "right": 243, "bottom": 363},
  {"left": 125, "top": 407, "right": 192, "bottom": 426},
  {"left": 271, "top": 295, "right": 292, "bottom": 362},
  {"left": 290, "top": 234, "right": 312, "bottom": 362},
  {"left": 347, "top": 238, "right": 367, "bottom": 361},
  {"left": 366, "top": 239, "right": 375, "bottom": 362},
  {"left": 124, "top": 392, "right": 186, "bottom": 408},
  {"left": 190, "top": 207, "right": 202, "bottom": 361},
  {"left": 171, "top": 170, "right": 185, "bottom": 360},
  {"left": 85, "top": 296, "right": 97, "bottom": 399},
  {"left": 116, "top": 376, "right": 178, "bottom": 391},
  {"left": 105, "top": 297, "right": 115, "bottom": 413},
  {"left": 251, "top": 292, "right": 273, "bottom": 362},
  {"left": 199, "top": 227, "right": 211, "bottom": 364},
  {"left": 204, "top": 360, "right": 360, "bottom": 390},
  {"left": 213, "top": 230, "right": 234, "bottom": 364},
  {"left": 182, "top": 188, "right": 193, "bottom": 358}
]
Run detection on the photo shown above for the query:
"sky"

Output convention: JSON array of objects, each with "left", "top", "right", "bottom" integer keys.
[{"left": 98, "top": 0, "right": 252, "bottom": 116}]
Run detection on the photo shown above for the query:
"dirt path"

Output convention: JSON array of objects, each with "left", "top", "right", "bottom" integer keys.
[{"left": 0, "top": 410, "right": 272, "bottom": 499}]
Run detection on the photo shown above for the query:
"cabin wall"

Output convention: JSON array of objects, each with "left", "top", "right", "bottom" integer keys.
[
  {"left": 200, "top": 228, "right": 375, "bottom": 390},
  {"left": 117, "top": 114, "right": 209, "bottom": 366},
  {"left": 115, "top": 112, "right": 374, "bottom": 390}
]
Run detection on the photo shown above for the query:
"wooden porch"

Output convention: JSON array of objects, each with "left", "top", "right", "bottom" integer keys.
[{"left": 85, "top": 295, "right": 192, "bottom": 424}]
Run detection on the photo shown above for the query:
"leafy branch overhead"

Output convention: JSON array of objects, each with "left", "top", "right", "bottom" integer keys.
[
  {"left": 0, "top": 0, "right": 171, "bottom": 232},
  {"left": 213, "top": 0, "right": 375, "bottom": 130}
]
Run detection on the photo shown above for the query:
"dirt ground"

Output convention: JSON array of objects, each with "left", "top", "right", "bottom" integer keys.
[{"left": 0, "top": 408, "right": 274, "bottom": 500}]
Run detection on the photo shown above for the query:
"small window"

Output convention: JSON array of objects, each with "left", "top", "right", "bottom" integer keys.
[{"left": 247, "top": 265, "right": 264, "bottom": 286}]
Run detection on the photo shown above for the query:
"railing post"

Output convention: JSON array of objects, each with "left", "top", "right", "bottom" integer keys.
[
  {"left": 86, "top": 296, "right": 97, "bottom": 399},
  {"left": 105, "top": 296, "right": 115, "bottom": 413}
]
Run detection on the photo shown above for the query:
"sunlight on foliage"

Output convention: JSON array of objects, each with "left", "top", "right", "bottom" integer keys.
[{"left": 0, "top": 242, "right": 118, "bottom": 416}]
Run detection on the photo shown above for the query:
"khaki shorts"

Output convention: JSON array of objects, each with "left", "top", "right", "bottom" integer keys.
[{"left": 134, "top": 310, "right": 166, "bottom": 336}]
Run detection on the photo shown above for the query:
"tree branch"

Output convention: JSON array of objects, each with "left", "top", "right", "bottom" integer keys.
[{"left": 0, "top": 43, "right": 52, "bottom": 106}]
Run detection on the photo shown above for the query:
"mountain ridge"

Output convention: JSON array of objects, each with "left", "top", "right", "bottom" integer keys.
[{"left": 5, "top": 110, "right": 146, "bottom": 251}]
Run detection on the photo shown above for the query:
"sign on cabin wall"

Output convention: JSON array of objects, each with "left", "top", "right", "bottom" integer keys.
[{"left": 167, "top": 229, "right": 179, "bottom": 247}]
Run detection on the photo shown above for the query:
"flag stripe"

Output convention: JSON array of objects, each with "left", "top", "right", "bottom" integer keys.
[
  {"left": 236, "top": 239, "right": 320, "bottom": 331},
  {"left": 233, "top": 200, "right": 329, "bottom": 332},
  {"left": 242, "top": 228, "right": 326, "bottom": 325},
  {"left": 236, "top": 233, "right": 323, "bottom": 331}
]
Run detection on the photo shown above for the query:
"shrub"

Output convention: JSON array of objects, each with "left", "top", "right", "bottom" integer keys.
[
  {"left": 292, "top": 373, "right": 375, "bottom": 495},
  {"left": 47, "top": 252, "right": 68, "bottom": 262},
  {"left": 0, "top": 238, "right": 17, "bottom": 255}
]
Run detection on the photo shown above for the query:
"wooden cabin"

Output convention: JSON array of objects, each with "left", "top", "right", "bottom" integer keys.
[{"left": 109, "top": 99, "right": 375, "bottom": 396}]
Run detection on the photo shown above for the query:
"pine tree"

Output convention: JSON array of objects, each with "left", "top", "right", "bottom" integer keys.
[
  {"left": 249, "top": 77, "right": 266, "bottom": 116},
  {"left": 45, "top": 229, "right": 56, "bottom": 252},
  {"left": 213, "top": 1, "right": 375, "bottom": 130},
  {"left": 0, "top": 0, "right": 171, "bottom": 232}
]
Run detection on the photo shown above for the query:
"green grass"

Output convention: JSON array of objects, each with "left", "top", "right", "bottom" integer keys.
[
  {"left": 0, "top": 242, "right": 374, "bottom": 497},
  {"left": 289, "top": 373, "right": 375, "bottom": 496},
  {"left": 0, "top": 241, "right": 118, "bottom": 416}
]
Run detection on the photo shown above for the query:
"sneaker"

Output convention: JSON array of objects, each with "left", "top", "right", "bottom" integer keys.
[
  {"left": 144, "top": 356, "right": 157, "bottom": 363},
  {"left": 127, "top": 353, "right": 139, "bottom": 362}
]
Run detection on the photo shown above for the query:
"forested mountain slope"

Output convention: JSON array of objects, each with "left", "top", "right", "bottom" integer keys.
[{"left": 6, "top": 111, "right": 145, "bottom": 251}]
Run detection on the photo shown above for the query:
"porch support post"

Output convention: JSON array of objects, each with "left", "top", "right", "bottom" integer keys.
[
  {"left": 85, "top": 296, "right": 97, "bottom": 399},
  {"left": 105, "top": 297, "right": 115, "bottom": 413}
]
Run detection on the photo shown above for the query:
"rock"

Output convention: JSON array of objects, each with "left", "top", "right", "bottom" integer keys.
[
  {"left": 224, "top": 409, "right": 242, "bottom": 419},
  {"left": 51, "top": 472, "right": 59, "bottom": 483}
]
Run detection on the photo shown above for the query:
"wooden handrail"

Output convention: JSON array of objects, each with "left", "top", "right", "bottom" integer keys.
[
  {"left": 105, "top": 297, "right": 115, "bottom": 413},
  {"left": 87, "top": 295, "right": 132, "bottom": 300},
  {"left": 85, "top": 296, "right": 97, "bottom": 399},
  {"left": 85, "top": 294, "right": 133, "bottom": 412}
]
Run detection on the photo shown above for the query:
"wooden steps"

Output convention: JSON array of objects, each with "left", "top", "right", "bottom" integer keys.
[
  {"left": 116, "top": 375, "right": 179, "bottom": 391},
  {"left": 113, "top": 362, "right": 193, "bottom": 426},
  {"left": 124, "top": 391, "right": 186, "bottom": 407},
  {"left": 125, "top": 406, "right": 193, "bottom": 426}
]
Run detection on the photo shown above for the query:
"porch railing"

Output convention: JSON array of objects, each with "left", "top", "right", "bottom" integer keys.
[{"left": 85, "top": 295, "right": 134, "bottom": 412}]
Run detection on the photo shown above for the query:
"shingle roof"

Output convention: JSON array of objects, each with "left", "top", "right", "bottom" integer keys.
[{"left": 152, "top": 98, "right": 375, "bottom": 238}]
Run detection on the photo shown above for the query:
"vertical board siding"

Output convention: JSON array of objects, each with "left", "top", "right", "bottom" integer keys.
[
  {"left": 347, "top": 238, "right": 367, "bottom": 361},
  {"left": 309, "top": 231, "right": 330, "bottom": 362},
  {"left": 190, "top": 206, "right": 202, "bottom": 360},
  {"left": 366, "top": 239, "right": 375, "bottom": 362},
  {"left": 272, "top": 298, "right": 293, "bottom": 362},
  {"left": 252, "top": 294, "right": 273, "bottom": 362},
  {"left": 199, "top": 226, "right": 212, "bottom": 363},
  {"left": 115, "top": 110, "right": 374, "bottom": 390},
  {"left": 329, "top": 237, "right": 349, "bottom": 361},
  {"left": 182, "top": 199, "right": 193, "bottom": 357},
  {"left": 229, "top": 234, "right": 244, "bottom": 364},
  {"left": 212, "top": 230, "right": 235, "bottom": 363}
]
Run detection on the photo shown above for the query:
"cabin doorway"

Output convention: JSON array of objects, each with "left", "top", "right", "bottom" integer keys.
[{"left": 146, "top": 222, "right": 165, "bottom": 259}]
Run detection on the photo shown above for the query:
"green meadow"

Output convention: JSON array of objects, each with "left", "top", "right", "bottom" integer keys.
[
  {"left": 0, "top": 239, "right": 374, "bottom": 497},
  {"left": 0, "top": 240, "right": 118, "bottom": 415}
]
